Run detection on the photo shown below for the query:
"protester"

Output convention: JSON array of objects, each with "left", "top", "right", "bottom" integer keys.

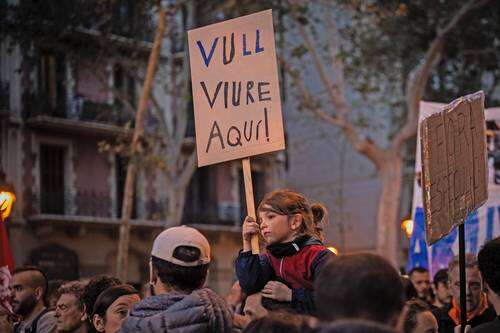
[
  {"left": 236, "top": 189, "right": 333, "bottom": 314},
  {"left": 242, "top": 312, "right": 312, "bottom": 333},
  {"left": 54, "top": 281, "right": 88, "bottom": 333},
  {"left": 402, "top": 276, "right": 418, "bottom": 301},
  {"left": 10, "top": 266, "right": 56, "bottom": 333},
  {"left": 118, "top": 226, "right": 232, "bottom": 333},
  {"left": 82, "top": 275, "right": 121, "bottom": 333},
  {"left": 91, "top": 285, "right": 139, "bottom": 333},
  {"left": 243, "top": 292, "right": 268, "bottom": 322},
  {"left": 432, "top": 269, "right": 451, "bottom": 308},
  {"left": 313, "top": 319, "right": 397, "bottom": 333},
  {"left": 409, "top": 267, "right": 433, "bottom": 306},
  {"left": 47, "top": 280, "right": 66, "bottom": 310},
  {"left": 402, "top": 299, "right": 438, "bottom": 333},
  {"left": 432, "top": 254, "right": 496, "bottom": 333},
  {"left": 470, "top": 236, "right": 500, "bottom": 332},
  {"left": 314, "top": 253, "right": 404, "bottom": 327}
]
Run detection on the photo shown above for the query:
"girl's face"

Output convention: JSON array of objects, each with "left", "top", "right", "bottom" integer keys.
[
  {"left": 259, "top": 205, "right": 300, "bottom": 245},
  {"left": 98, "top": 294, "right": 141, "bottom": 333}
]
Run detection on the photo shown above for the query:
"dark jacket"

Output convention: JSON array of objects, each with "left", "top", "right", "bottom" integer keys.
[
  {"left": 235, "top": 237, "right": 333, "bottom": 314},
  {"left": 470, "top": 316, "right": 500, "bottom": 333},
  {"left": 118, "top": 288, "right": 233, "bottom": 333},
  {"left": 432, "top": 304, "right": 497, "bottom": 333}
]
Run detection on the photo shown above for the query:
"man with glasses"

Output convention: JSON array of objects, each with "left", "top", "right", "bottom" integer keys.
[
  {"left": 54, "top": 281, "right": 88, "bottom": 333},
  {"left": 432, "top": 254, "right": 496, "bottom": 333}
]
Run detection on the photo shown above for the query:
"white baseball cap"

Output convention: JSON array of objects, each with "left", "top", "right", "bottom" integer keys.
[{"left": 151, "top": 226, "right": 211, "bottom": 267}]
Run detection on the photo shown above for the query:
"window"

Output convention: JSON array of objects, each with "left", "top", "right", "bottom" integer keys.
[
  {"left": 38, "top": 51, "right": 66, "bottom": 116},
  {"left": 40, "top": 145, "right": 66, "bottom": 214},
  {"left": 182, "top": 166, "right": 217, "bottom": 224}
]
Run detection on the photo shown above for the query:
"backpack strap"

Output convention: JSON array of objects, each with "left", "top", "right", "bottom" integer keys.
[{"left": 26, "top": 308, "right": 50, "bottom": 333}]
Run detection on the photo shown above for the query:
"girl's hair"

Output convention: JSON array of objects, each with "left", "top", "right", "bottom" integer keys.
[
  {"left": 92, "top": 284, "right": 139, "bottom": 318},
  {"left": 257, "top": 189, "right": 328, "bottom": 242}
]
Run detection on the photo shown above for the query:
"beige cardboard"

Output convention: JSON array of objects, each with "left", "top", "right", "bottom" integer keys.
[
  {"left": 420, "top": 91, "right": 488, "bottom": 244},
  {"left": 188, "top": 10, "right": 285, "bottom": 167}
]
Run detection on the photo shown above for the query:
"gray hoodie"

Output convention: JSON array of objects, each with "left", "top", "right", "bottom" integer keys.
[{"left": 118, "top": 288, "right": 233, "bottom": 333}]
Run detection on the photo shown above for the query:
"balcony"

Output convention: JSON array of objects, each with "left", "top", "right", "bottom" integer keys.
[{"left": 24, "top": 94, "right": 133, "bottom": 136}]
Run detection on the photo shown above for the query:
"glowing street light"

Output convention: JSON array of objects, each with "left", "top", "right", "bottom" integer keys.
[
  {"left": 327, "top": 246, "right": 339, "bottom": 255},
  {"left": 0, "top": 172, "right": 15, "bottom": 222},
  {"left": 401, "top": 219, "right": 414, "bottom": 238}
]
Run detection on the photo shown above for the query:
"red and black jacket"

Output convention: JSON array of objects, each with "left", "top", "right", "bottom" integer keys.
[{"left": 235, "top": 236, "right": 334, "bottom": 314}]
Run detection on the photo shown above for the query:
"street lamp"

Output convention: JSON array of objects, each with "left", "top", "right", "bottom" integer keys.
[
  {"left": 327, "top": 246, "right": 339, "bottom": 255},
  {"left": 0, "top": 171, "right": 15, "bottom": 222},
  {"left": 401, "top": 219, "right": 414, "bottom": 239}
]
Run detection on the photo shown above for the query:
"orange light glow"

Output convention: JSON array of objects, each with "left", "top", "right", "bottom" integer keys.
[
  {"left": 0, "top": 191, "right": 16, "bottom": 221},
  {"left": 401, "top": 219, "right": 414, "bottom": 238},
  {"left": 327, "top": 246, "right": 339, "bottom": 255}
]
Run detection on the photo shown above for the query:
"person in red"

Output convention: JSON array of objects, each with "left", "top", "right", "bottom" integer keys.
[{"left": 235, "top": 189, "right": 334, "bottom": 314}]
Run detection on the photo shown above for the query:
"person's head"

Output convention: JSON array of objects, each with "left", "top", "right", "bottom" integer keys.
[
  {"left": 432, "top": 269, "right": 451, "bottom": 306},
  {"left": 10, "top": 266, "right": 48, "bottom": 317},
  {"left": 409, "top": 267, "right": 431, "bottom": 300},
  {"left": 242, "top": 312, "right": 312, "bottom": 333},
  {"left": 55, "top": 281, "right": 88, "bottom": 333},
  {"left": 257, "top": 189, "right": 328, "bottom": 245},
  {"left": 149, "top": 226, "right": 210, "bottom": 295},
  {"left": 314, "top": 319, "right": 397, "bottom": 333},
  {"left": 47, "top": 280, "right": 66, "bottom": 309},
  {"left": 92, "top": 285, "right": 140, "bottom": 333},
  {"left": 243, "top": 292, "right": 268, "bottom": 321},
  {"left": 315, "top": 253, "right": 404, "bottom": 326},
  {"left": 448, "top": 254, "right": 482, "bottom": 312},
  {"left": 477, "top": 237, "right": 500, "bottom": 302},
  {"left": 402, "top": 299, "right": 438, "bottom": 333},
  {"left": 401, "top": 276, "right": 418, "bottom": 301},
  {"left": 82, "top": 275, "right": 121, "bottom": 332}
]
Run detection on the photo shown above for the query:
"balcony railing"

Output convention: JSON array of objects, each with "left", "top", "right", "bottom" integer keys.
[{"left": 24, "top": 94, "right": 133, "bottom": 127}]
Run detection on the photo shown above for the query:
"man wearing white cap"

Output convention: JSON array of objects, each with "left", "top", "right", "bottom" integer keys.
[{"left": 118, "top": 226, "right": 232, "bottom": 333}]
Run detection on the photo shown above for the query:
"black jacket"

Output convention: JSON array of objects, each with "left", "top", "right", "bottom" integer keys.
[
  {"left": 470, "top": 316, "right": 500, "bottom": 333},
  {"left": 432, "top": 305, "right": 496, "bottom": 333}
]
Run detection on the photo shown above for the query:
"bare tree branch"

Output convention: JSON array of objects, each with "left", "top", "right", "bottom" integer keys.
[{"left": 393, "top": 0, "right": 492, "bottom": 151}]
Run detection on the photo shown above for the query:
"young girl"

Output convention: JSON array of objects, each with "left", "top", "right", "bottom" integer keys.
[{"left": 235, "top": 189, "right": 335, "bottom": 314}]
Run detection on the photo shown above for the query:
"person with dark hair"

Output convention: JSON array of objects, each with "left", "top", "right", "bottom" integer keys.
[
  {"left": 82, "top": 275, "right": 121, "bottom": 333},
  {"left": 54, "top": 281, "right": 88, "bottom": 333},
  {"left": 401, "top": 276, "right": 418, "bottom": 301},
  {"left": 432, "top": 254, "right": 496, "bottom": 333},
  {"left": 118, "top": 226, "right": 232, "bottom": 333},
  {"left": 432, "top": 269, "right": 451, "bottom": 308},
  {"left": 402, "top": 299, "right": 438, "bottom": 333},
  {"left": 91, "top": 285, "right": 139, "bottom": 333},
  {"left": 242, "top": 312, "right": 312, "bottom": 333},
  {"left": 10, "top": 266, "right": 56, "bottom": 333},
  {"left": 409, "top": 267, "right": 433, "bottom": 305},
  {"left": 236, "top": 189, "right": 334, "bottom": 314},
  {"left": 314, "top": 253, "right": 404, "bottom": 327},
  {"left": 314, "top": 319, "right": 397, "bottom": 333},
  {"left": 470, "top": 236, "right": 500, "bottom": 333},
  {"left": 47, "top": 280, "right": 66, "bottom": 310}
]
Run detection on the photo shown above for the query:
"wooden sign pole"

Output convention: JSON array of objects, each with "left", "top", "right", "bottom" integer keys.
[
  {"left": 242, "top": 157, "right": 260, "bottom": 254},
  {"left": 458, "top": 224, "right": 467, "bottom": 333}
]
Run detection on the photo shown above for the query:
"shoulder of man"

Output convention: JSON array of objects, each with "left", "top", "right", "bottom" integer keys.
[
  {"left": 469, "top": 318, "right": 500, "bottom": 333},
  {"left": 33, "top": 310, "right": 56, "bottom": 333}
]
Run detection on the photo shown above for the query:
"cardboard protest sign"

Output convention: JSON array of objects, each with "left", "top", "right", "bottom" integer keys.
[
  {"left": 420, "top": 91, "right": 488, "bottom": 244},
  {"left": 188, "top": 9, "right": 285, "bottom": 167}
]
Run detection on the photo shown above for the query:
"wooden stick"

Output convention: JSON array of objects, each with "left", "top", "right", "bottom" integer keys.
[
  {"left": 459, "top": 224, "right": 467, "bottom": 333},
  {"left": 242, "top": 157, "right": 260, "bottom": 254}
]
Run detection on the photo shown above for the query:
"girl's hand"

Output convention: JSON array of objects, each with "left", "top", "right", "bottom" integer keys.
[
  {"left": 261, "top": 281, "right": 292, "bottom": 302},
  {"left": 242, "top": 216, "right": 260, "bottom": 242}
]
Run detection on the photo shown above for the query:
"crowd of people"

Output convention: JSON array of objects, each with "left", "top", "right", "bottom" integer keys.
[{"left": 0, "top": 189, "right": 499, "bottom": 333}]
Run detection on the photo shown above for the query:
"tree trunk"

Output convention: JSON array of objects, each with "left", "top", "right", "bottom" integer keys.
[
  {"left": 376, "top": 152, "right": 403, "bottom": 266},
  {"left": 165, "top": 183, "right": 189, "bottom": 228},
  {"left": 116, "top": 6, "right": 166, "bottom": 282}
]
